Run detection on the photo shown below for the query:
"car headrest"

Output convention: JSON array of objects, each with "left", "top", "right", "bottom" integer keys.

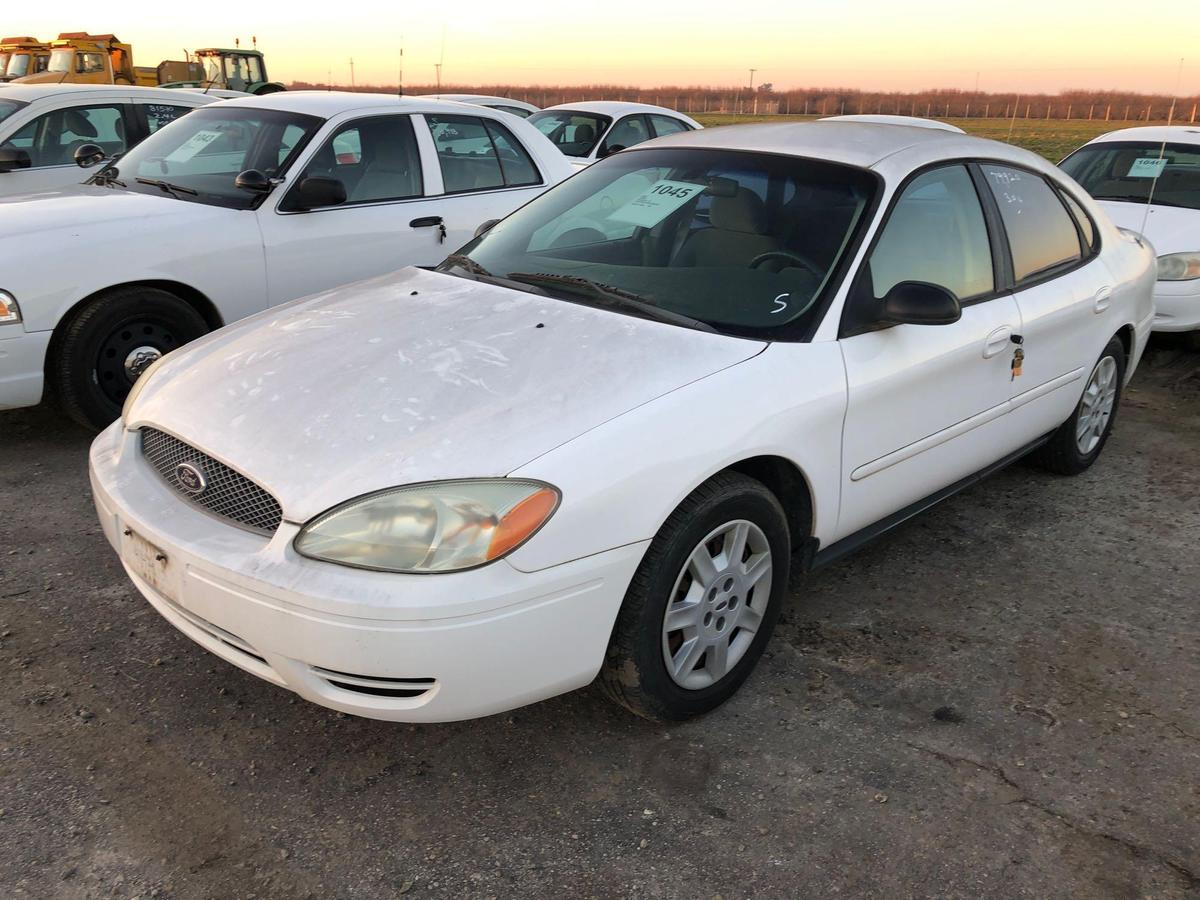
[
  {"left": 710, "top": 188, "right": 768, "bottom": 235},
  {"left": 574, "top": 124, "right": 595, "bottom": 145},
  {"left": 64, "top": 109, "right": 98, "bottom": 139}
]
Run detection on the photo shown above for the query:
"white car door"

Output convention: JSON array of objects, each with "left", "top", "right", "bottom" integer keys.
[
  {"left": 0, "top": 94, "right": 131, "bottom": 196},
  {"left": 977, "top": 164, "right": 1115, "bottom": 436},
  {"left": 836, "top": 164, "right": 1024, "bottom": 540}
]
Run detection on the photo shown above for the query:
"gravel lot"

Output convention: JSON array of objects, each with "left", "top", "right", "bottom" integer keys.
[{"left": 2, "top": 340, "right": 1198, "bottom": 899}]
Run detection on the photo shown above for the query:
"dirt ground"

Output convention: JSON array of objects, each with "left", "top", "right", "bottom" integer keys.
[{"left": 1, "top": 339, "right": 1198, "bottom": 900}]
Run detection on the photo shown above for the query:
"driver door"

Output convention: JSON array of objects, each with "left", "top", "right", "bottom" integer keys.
[{"left": 835, "top": 164, "right": 1023, "bottom": 540}]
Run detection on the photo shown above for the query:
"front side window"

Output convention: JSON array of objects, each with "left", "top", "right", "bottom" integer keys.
[
  {"left": 289, "top": 114, "right": 422, "bottom": 206},
  {"left": 444, "top": 147, "right": 877, "bottom": 338},
  {"left": 425, "top": 114, "right": 539, "bottom": 193},
  {"left": 104, "top": 106, "right": 323, "bottom": 209},
  {"left": 603, "top": 115, "right": 651, "bottom": 153},
  {"left": 983, "top": 164, "right": 1082, "bottom": 282},
  {"left": 1060, "top": 141, "right": 1200, "bottom": 212},
  {"left": 868, "top": 165, "right": 995, "bottom": 302},
  {"left": 0, "top": 104, "right": 126, "bottom": 168},
  {"left": 78, "top": 52, "right": 104, "bottom": 74},
  {"left": 650, "top": 114, "right": 690, "bottom": 137},
  {"left": 527, "top": 111, "right": 611, "bottom": 158}
]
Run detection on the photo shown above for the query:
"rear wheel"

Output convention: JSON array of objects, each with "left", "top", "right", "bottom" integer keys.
[
  {"left": 50, "top": 287, "right": 208, "bottom": 429},
  {"left": 1031, "top": 337, "right": 1126, "bottom": 475},
  {"left": 599, "top": 472, "right": 790, "bottom": 721}
]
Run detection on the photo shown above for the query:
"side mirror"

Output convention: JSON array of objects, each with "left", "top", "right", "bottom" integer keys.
[
  {"left": 234, "top": 168, "right": 273, "bottom": 194},
  {"left": 288, "top": 175, "right": 347, "bottom": 210},
  {"left": 597, "top": 143, "right": 626, "bottom": 159},
  {"left": 73, "top": 143, "right": 107, "bottom": 168},
  {"left": 474, "top": 218, "right": 500, "bottom": 239},
  {"left": 0, "top": 148, "right": 31, "bottom": 173},
  {"left": 880, "top": 281, "right": 962, "bottom": 326}
]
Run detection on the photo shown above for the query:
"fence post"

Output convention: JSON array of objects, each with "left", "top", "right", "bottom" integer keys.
[{"left": 1192, "top": 102, "right": 1197, "bottom": 123}]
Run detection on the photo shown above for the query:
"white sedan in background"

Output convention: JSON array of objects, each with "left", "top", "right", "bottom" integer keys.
[
  {"left": 528, "top": 101, "right": 701, "bottom": 168},
  {"left": 0, "top": 83, "right": 222, "bottom": 195},
  {"left": 417, "top": 93, "right": 539, "bottom": 118},
  {"left": 0, "top": 92, "right": 573, "bottom": 427},
  {"left": 1060, "top": 126, "right": 1200, "bottom": 342},
  {"left": 93, "top": 122, "right": 1153, "bottom": 724}
]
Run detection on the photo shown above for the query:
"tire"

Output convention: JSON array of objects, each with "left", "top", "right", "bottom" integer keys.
[
  {"left": 599, "top": 472, "right": 791, "bottom": 721},
  {"left": 50, "top": 287, "right": 208, "bottom": 430},
  {"left": 1031, "top": 336, "right": 1126, "bottom": 476}
]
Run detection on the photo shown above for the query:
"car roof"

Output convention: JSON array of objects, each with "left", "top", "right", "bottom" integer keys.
[
  {"left": 217, "top": 90, "right": 526, "bottom": 118},
  {"left": 638, "top": 120, "right": 1046, "bottom": 171},
  {"left": 542, "top": 100, "right": 694, "bottom": 118},
  {"left": 0, "top": 83, "right": 221, "bottom": 104},
  {"left": 419, "top": 93, "right": 537, "bottom": 109},
  {"left": 821, "top": 114, "right": 965, "bottom": 133},
  {"left": 1084, "top": 125, "right": 1200, "bottom": 147}
]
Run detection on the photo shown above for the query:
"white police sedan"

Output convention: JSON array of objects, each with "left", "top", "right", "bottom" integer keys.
[
  {"left": 0, "top": 92, "right": 573, "bottom": 427},
  {"left": 92, "top": 121, "right": 1153, "bottom": 723}
]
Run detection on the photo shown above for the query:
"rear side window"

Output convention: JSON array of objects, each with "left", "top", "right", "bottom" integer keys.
[
  {"left": 650, "top": 114, "right": 690, "bottom": 137},
  {"left": 425, "top": 114, "right": 540, "bottom": 193},
  {"left": 982, "top": 165, "right": 1082, "bottom": 281},
  {"left": 141, "top": 103, "right": 193, "bottom": 134},
  {"left": 868, "top": 165, "right": 995, "bottom": 301},
  {"left": 1060, "top": 191, "right": 1096, "bottom": 252}
]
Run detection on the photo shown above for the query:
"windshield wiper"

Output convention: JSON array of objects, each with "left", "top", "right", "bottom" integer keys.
[
  {"left": 504, "top": 272, "right": 717, "bottom": 333},
  {"left": 441, "top": 253, "right": 494, "bottom": 278},
  {"left": 136, "top": 177, "right": 198, "bottom": 199}
]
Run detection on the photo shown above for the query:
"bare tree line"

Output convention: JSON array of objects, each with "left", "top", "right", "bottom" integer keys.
[{"left": 289, "top": 79, "right": 1200, "bottom": 122}]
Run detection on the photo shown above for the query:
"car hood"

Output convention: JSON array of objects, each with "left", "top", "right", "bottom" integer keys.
[
  {"left": 131, "top": 267, "right": 766, "bottom": 524},
  {"left": 0, "top": 185, "right": 226, "bottom": 241},
  {"left": 1096, "top": 200, "right": 1198, "bottom": 255}
]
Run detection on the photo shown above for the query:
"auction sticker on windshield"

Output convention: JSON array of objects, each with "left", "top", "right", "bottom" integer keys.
[
  {"left": 1128, "top": 157, "right": 1167, "bottom": 178},
  {"left": 165, "top": 130, "right": 223, "bottom": 164},
  {"left": 609, "top": 180, "right": 706, "bottom": 228}
]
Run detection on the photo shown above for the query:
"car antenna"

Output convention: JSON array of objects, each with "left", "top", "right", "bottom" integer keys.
[
  {"left": 1140, "top": 57, "right": 1185, "bottom": 236},
  {"left": 397, "top": 38, "right": 404, "bottom": 98}
]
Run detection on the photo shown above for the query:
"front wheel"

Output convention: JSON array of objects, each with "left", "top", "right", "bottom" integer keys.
[
  {"left": 1031, "top": 337, "right": 1126, "bottom": 475},
  {"left": 599, "top": 472, "right": 791, "bottom": 721},
  {"left": 50, "top": 287, "right": 208, "bottom": 429}
]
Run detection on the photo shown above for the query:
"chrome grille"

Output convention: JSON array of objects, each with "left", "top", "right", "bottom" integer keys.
[{"left": 140, "top": 428, "right": 282, "bottom": 534}]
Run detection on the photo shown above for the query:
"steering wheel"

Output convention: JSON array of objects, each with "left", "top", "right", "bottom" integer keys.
[{"left": 749, "top": 250, "right": 823, "bottom": 279}]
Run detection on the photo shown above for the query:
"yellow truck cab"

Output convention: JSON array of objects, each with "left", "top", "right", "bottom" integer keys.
[{"left": 0, "top": 37, "right": 49, "bottom": 83}]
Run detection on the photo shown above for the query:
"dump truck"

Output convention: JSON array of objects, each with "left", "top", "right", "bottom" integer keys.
[
  {"left": 0, "top": 36, "right": 49, "bottom": 83},
  {"left": 14, "top": 34, "right": 285, "bottom": 94}
]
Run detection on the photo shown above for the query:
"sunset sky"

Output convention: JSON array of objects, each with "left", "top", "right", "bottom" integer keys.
[{"left": 5, "top": 0, "right": 1196, "bottom": 95}]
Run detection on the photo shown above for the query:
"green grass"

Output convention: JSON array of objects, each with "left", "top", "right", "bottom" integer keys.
[{"left": 692, "top": 113, "right": 1168, "bottom": 161}]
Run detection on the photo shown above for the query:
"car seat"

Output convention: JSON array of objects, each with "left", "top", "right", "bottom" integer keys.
[{"left": 671, "top": 188, "right": 779, "bottom": 268}]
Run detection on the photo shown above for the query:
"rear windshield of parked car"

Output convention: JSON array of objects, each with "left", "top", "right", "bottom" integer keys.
[
  {"left": 527, "top": 111, "right": 611, "bottom": 158},
  {"left": 1060, "top": 141, "right": 1200, "bottom": 212},
  {"left": 447, "top": 146, "right": 878, "bottom": 339},
  {"left": 0, "top": 99, "right": 26, "bottom": 125}
]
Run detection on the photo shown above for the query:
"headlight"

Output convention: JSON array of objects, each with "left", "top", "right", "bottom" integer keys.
[
  {"left": 294, "top": 479, "right": 560, "bottom": 573},
  {"left": 0, "top": 290, "right": 20, "bottom": 325},
  {"left": 120, "top": 353, "right": 169, "bottom": 425},
  {"left": 1156, "top": 252, "right": 1200, "bottom": 281}
]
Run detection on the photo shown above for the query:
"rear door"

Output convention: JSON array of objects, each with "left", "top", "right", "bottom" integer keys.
[
  {"left": 978, "top": 163, "right": 1113, "bottom": 436},
  {"left": 835, "top": 163, "right": 1023, "bottom": 540}
]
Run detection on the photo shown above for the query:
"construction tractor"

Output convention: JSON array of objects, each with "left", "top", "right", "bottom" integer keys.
[
  {"left": 14, "top": 34, "right": 284, "bottom": 94},
  {"left": 0, "top": 36, "right": 49, "bottom": 83}
]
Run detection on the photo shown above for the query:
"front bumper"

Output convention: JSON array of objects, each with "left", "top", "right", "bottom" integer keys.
[
  {"left": 89, "top": 423, "right": 648, "bottom": 722},
  {"left": 0, "top": 328, "right": 51, "bottom": 410},
  {"left": 1151, "top": 280, "right": 1200, "bottom": 332}
]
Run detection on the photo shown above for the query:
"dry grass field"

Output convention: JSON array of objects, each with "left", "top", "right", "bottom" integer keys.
[{"left": 693, "top": 113, "right": 1175, "bottom": 161}]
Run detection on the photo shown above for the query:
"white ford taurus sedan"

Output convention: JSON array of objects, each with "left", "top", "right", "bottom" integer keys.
[
  {"left": 91, "top": 122, "right": 1154, "bottom": 723},
  {"left": 1060, "top": 126, "right": 1200, "bottom": 341},
  {"left": 0, "top": 92, "right": 573, "bottom": 427}
]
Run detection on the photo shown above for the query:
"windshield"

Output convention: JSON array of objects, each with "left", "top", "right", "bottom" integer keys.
[
  {"left": 1061, "top": 141, "right": 1200, "bottom": 211},
  {"left": 6, "top": 53, "right": 32, "bottom": 77},
  {"left": 443, "top": 147, "right": 878, "bottom": 338},
  {"left": 105, "top": 106, "right": 323, "bottom": 209},
  {"left": 47, "top": 48, "right": 74, "bottom": 73},
  {"left": 527, "top": 110, "right": 611, "bottom": 158},
  {"left": 0, "top": 99, "right": 24, "bottom": 125}
]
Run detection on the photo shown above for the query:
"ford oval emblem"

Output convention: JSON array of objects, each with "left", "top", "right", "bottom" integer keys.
[{"left": 175, "top": 462, "right": 207, "bottom": 495}]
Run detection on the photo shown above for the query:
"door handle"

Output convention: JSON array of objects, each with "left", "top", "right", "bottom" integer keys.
[
  {"left": 409, "top": 216, "right": 443, "bottom": 228},
  {"left": 1093, "top": 286, "right": 1113, "bottom": 313},
  {"left": 983, "top": 326, "right": 1013, "bottom": 359}
]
